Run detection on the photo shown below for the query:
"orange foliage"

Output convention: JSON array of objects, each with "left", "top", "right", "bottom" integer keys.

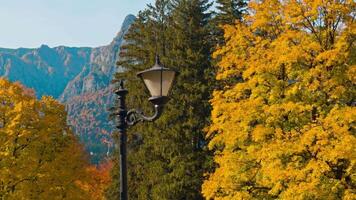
[{"left": 77, "top": 160, "right": 113, "bottom": 200}]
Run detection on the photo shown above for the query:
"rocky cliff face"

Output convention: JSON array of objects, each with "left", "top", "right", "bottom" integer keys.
[
  {"left": 60, "top": 14, "right": 134, "bottom": 102},
  {"left": 0, "top": 45, "right": 92, "bottom": 98},
  {"left": 0, "top": 14, "right": 135, "bottom": 163}
]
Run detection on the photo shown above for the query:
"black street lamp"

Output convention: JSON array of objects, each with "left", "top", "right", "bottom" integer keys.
[{"left": 114, "top": 56, "right": 178, "bottom": 200}]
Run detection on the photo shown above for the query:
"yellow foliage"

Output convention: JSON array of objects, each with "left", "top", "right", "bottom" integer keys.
[
  {"left": 0, "top": 79, "right": 95, "bottom": 199},
  {"left": 203, "top": 0, "right": 356, "bottom": 199}
]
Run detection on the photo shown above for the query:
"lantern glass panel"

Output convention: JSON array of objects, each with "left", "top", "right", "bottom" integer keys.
[{"left": 141, "top": 70, "right": 175, "bottom": 97}]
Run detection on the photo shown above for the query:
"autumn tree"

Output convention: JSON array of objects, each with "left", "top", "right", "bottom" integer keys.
[
  {"left": 77, "top": 160, "right": 112, "bottom": 200},
  {"left": 210, "top": 0, "right": 246, "bottom": 49},
  {"left": 203, "top": 0, "right": 356, "bottom": 199},
  {"left": 0, "top": 79, "right": 94, "bottom": 199}
]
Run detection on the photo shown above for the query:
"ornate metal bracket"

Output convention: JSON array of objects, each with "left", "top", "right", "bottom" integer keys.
[{"left": 126, "top": 105, "right": 163, "bottom": 126}]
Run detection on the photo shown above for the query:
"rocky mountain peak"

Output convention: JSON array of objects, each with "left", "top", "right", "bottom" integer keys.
[
  {"left": 39, "top": 44, "right": 50, "bottom": 49},
  {"left": 0, "top": 14, "right": 136, "bottom": 163},
  {"left": 113, "top": 14, "right": 136, "bottom": 42}
]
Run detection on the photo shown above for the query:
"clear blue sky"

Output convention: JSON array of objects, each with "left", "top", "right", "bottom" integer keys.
[{"left": 0, "top": 0, "right": 154, "bottom": 48}]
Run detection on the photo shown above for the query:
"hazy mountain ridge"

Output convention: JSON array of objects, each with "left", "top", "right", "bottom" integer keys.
[
  {"left": 0, "top": 46, "right": 92, "bottom": 98},
  {"left": 0, "top": 14, "right": 136, "bottom": 163}
]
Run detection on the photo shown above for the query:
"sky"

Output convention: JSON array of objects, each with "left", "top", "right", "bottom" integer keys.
[{"left": 0, "top": 0, "right": 154, "bottom": 48}]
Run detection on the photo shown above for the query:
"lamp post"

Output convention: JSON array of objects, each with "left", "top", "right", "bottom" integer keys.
[{"left": 115, "top": 56, "right": 178, "bottom": 200}]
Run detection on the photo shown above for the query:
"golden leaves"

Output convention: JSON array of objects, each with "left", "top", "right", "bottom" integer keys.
[
  {"left": 0, "top": 78, "right": 94, "bottom": 199},
  {"left": 203, "top": 0, "right": 356, "bottom": 199}
]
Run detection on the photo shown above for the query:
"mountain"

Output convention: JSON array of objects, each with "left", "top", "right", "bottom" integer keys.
[
  {"left": 0, "top": 45, "right": 91, "bottom": 98},
  {"left": 0, "top": 14, "right": 136, "bottom": 163}
]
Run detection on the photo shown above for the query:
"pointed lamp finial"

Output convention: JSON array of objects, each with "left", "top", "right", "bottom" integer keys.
[
  {"left": 155, "top": 55, "right": 161, "bottom": 65},
  {"left": 119, "top": 80, "right": 124, "bottom": 89}
]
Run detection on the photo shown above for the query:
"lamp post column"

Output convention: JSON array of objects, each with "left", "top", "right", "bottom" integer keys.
[
  {"left": 114, "top": 57, "right": 177, "bottom": 200},
  {"left": 115, "top": 81, "right": 128, "bottom": 200}
]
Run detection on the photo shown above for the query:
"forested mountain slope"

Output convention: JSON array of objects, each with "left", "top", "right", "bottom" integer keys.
[{"left": 0, "top": 14, "right": 136, "bottom": 163}]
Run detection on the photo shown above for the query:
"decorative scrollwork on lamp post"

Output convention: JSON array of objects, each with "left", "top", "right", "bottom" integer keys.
[{"left": 114, "top": 56, "right": 178, "bottom": 200}]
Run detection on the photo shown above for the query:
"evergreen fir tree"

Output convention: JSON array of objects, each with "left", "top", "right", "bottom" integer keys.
[
  {"left": 106, "top": 0, "right": 213, "bottom": 199},
  {"left": 214, "top": 0, "right": 246, "bottom": 25},
  {"left": 210, "top": 0, "right": 246, "bottom": 49}
]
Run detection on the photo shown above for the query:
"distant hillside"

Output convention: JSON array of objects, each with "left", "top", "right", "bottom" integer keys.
[{"left": 0, "top": 14, "right": 136, "bottom": 163}]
